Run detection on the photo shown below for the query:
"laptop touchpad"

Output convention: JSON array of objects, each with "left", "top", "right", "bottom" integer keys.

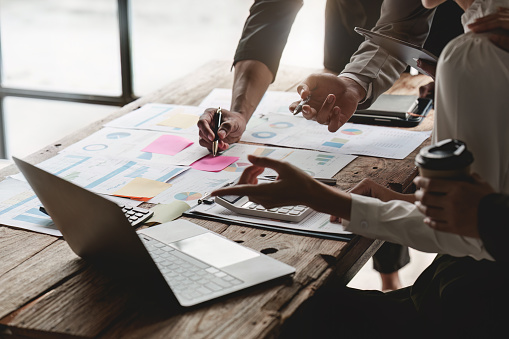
[{"left": 171, "top": 233, "right": 259, "bottom": 268}]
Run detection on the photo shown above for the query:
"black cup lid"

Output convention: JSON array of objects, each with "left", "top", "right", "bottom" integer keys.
[{"left": 415, "top": 139, "right": 474, "bottom": 170}]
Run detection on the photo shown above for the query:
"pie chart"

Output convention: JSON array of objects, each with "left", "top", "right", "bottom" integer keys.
[
  {"left": 269, "top": 122, "right": 293, "bottom": 129},
  {"left": 106, "top": 132, "right": 131, "bottom": 139},
  {"left": 252, "top": 131, "right": 276, "bottom": 139},
  {"left": 341, "top": 128, "right": 363, "bottom": 135},
  {"left": 174, "top": 192, "right": 202, "bottom": 201}
]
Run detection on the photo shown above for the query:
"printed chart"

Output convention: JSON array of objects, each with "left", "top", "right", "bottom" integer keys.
[
  {"left": 149, "top": 169, "right": 240, "bottom": 206},
  {"left": 242, "top": 113, "right": 431, "bottom": 159},
  {"left": 105, "top": 103, "right": 202, "bottom": 135},
  {"left": 60, "top": 127, "right": 209, "bottom": 166},
  {"left": 12, "top": 153, "right": 189, "bottom": 196},
  {"left": 221, "top": 144, "right": 356, "bottom": 179}
]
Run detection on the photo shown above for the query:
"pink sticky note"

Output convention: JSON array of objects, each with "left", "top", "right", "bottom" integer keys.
[
  {"left": 190, "top": 154, "right": 240, "bottom": 172},
  {"left": 142, "top": 135, "right": 193, "bottom": 156}
]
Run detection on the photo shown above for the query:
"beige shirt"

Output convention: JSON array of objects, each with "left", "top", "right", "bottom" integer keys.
[{"left": 340, "top": 0, "right": 435, "bottom": 108}]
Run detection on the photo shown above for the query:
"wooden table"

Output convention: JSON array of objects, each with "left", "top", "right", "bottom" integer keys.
[{"left": 0, "top": 61, "right": 433, "bottom": 338}]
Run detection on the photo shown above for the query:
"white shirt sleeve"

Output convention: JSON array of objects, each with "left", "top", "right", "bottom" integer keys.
[{"left": 344, "top": 194, "right": 494, "bottom": 261}]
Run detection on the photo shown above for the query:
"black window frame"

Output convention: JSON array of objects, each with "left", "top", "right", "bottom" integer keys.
[{"left": 0, "top": 0, "right": 137, "bottom": 159}]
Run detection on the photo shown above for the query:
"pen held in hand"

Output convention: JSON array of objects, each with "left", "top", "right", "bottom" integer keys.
[
  {"left": 212, "top": 107, "right": 222, "bottom": 156},
  {"left": 293, "top": 95, "right": 311, "bottom": 115}
]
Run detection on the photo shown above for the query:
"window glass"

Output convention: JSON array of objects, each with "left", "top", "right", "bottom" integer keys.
[{"left": 0, "top": 0, "right": 121, "bottom": 95}]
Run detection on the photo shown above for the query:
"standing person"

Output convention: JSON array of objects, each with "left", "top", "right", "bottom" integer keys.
[
  {"left": 198, "top": 0, "right": 462, "bottom": 291},
  {"left": 212, "top": 1, "right": 509, "bottom": 336}
]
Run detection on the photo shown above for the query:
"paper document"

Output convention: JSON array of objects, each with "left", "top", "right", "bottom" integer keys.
[
  {"left": 199, "top": 88, "right": 300, "bottom": 117},
  {"left": 242, "top": 114, "right": 430, "bottom": 159},
  {"left": 11, "top": 153, "right": 189, "bottom": 196},
  {"left": 149, "top": 169, "right": 240, "bottom": 207},
  {"left": 191, "top": 201, "right": 351, "bottom": 236},
  {"left": 0, "top": 177, "right": 141, "bottom": 236},
  {"left": 60, "top": 127, "right": 209, "bottom": 166},
  {"left": 105, "top": 103, "right": 202, "bottom": 135},
  {"left": 221, "top": 143, "right": 356, "bottom": 178}
]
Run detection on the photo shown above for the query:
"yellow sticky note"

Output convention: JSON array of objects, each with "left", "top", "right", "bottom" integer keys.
[
  {"left": 157, "top": 113, "right": 199, "bottom": 129},
  {"left": 113, "top": 177, "right": 171, "bottom": 201}
]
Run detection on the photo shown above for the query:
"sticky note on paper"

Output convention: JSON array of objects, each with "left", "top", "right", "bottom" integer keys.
[
  {"left": 157, "top": 113, "right": 199, "bottom": 129},
  {"left": 190, "top": 154, "right": 239, "bottom": 172},
  {"left": 113, "top": 177, "right": 172, "bottom": 201},
  {"left": 142, "top": 135, "right": 193, "bottom": 156}
]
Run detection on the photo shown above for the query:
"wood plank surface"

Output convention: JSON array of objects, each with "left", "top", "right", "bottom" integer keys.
[{"left": 0, "top": 61, "right": 433, "bottom": 338}]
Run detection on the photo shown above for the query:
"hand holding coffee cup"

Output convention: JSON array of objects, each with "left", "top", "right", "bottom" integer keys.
[{"left": 415, "top": 139, "right": 474, "bottom": 180}]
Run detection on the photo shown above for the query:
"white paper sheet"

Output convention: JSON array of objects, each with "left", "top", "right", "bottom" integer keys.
[
  {"left": 221, "top": 143, "right": 356, "bottom": 178},
  {"left": 149, "top": 169, "right": 240, "bottom": 207},
  {"left": 242, "top": 114, "right": 431, "bottom": 159},
  {"left": 191, "top": 201, "right": 351, "bottom": 236},
  {"left": 199, "top": 88, "right": 300, "bottom": 117},
  {"left": 0, "top": 177, "right": 142, "bottom": 236},
  {"left": 59, "top": 127, "right": 209, "bottom": 166},
  {"left": 11, "top": 153, "right": 189, "bottom": 195},
  {"left": 105, "top": 103, "right": 203, "bottom": 135}
]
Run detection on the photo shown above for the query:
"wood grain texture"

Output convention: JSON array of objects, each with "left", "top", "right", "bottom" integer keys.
[
  {"left": 0, "top": 240, "right": 83, "bottom": 320},
  {"left": 0, "top": 61, "right": 431, "bottom": 338},
  {"left": 0, "top": 227, "right": 57, "bottom": 277}
]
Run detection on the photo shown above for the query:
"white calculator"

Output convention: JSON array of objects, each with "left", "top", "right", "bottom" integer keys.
[{"left": 215, "top": 195, "right": 312, "bottom": 222}]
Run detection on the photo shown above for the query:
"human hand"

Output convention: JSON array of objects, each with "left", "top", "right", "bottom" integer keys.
[
  {"left": 419, "top": 81, "right": 435, "bottom": 99},
  {"left": 212, "top": 155, "right": 326, "bottom": 210},
  {"left": 197, "top": 107, "right": 248, "bottom": 151},
  {"left": 289, "top": 74, "right": 366, "bottom": 132},
  {"left": 416, "top": 59, "right": 437, "bottom": 79},
  {"left": 413, "top": 174, "right": 495, "bottom": 238},
  {"left": 468, "top": 7, "right": 509, "bottom": 52}
]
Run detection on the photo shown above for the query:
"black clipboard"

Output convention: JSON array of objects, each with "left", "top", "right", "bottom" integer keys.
[
  {"left": 354, "top": 27, "right": 438, "bottom": 75},
  {"left": 183, "top": 210, "right": 354, "bottom": 242}
]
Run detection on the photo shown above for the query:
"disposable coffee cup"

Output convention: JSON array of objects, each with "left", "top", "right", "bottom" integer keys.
[{"left": 415, "top": 139, "right": 473, "bottom": 179}]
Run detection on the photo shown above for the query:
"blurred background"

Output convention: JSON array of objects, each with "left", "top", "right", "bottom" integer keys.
[
  {"left": 0, "top": 0, "right": 434, "bottom": 290},
  {"left": 0, "top": 0, "right": 325, "bottom": 160}
]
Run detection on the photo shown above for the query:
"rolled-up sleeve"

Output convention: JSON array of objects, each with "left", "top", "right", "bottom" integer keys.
[
  {"left": 345, "top": 194, "right": 494, "bottom": 261},
  {"left": 233, "top": 0, "right": 303, "bottom": 81}
]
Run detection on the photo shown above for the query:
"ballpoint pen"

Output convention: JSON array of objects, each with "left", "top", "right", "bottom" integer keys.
[
  {"left": 212, "top": 107, "right": 222, "bottom": 156},
  {"left": 292, "top": 95, "right": 311, "bottom": 115},
  {"left": 198, "top": 179, "right": 238, "bottom": 204}
]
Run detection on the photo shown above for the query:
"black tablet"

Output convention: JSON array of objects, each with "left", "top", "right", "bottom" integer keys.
[
  {"left": 350, "top": 95, "right": 433, "bottom": 127},
  {"left": 355, "top": 27, "right": 438, "bottom": 74}
]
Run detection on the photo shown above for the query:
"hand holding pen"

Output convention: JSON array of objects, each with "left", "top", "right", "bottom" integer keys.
[
  {"left": 212, "top": 107, "right": 222, "bottom": 156},
  {"left": 292, "top": 95, "right": 311, "bottom": 115}
]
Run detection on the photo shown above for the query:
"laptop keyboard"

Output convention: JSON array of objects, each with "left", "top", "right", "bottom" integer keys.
[{"left": 139, "top": 235, "right": 244, "bottom": 303}]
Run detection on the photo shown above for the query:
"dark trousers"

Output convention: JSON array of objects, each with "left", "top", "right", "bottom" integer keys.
[{"left": 280, "top": 255, "right": 508, "bottom": 339}]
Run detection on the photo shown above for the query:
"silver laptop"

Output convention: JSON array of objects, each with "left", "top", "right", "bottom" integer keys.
[{"left": 13, "top": 156, "right": 295, "bottom": 307}]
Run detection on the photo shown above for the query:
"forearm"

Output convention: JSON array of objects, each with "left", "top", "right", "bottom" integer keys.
[
  {"left": 347, "top": 194, "right": 494, "bottom": 261},
  {"left": 309, "top": 183, "right": 352, "bottom": 220},
  {"left": 231, "top": 60, "right": 273, "bottom": 121}
]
